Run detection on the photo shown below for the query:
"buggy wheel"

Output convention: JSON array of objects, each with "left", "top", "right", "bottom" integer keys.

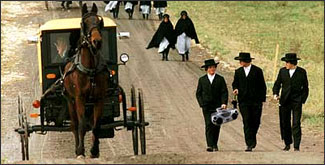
[
  {"left": 131, "top": 86, "right": 138, "bottom": 155},
  {"left": 18, "top": 94, "right": 25, "bottom": 160},
  {"left": 23, "top": 117, "right": 29, "bottom": 160},
  {"left": 17, "top": 94, "right": 29, "bottom": 160},
  {"left": 138, "top": 88, "right": 146, "bottom": 155}
]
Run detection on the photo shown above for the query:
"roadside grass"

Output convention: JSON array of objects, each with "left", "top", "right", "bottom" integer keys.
[{"left": 168, "top": 1, "right": 324, "bottom": 129}]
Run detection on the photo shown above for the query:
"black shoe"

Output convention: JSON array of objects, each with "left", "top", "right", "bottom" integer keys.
[
  {"left": 185, "top": 54, "right": 189, "bottom": 61},
  {"left": 181, "top": 54, "right": 185, "bottom": 61},
  {"left": 245, "top": 146, "right": 253, "bottom": 152},
  {"left": 294, "top": 148, "right": 299, "bottom": 151},
  {"left": 206, "top": 147, "right": 213, "bottom": 152},
  {"left": 213, "top": 146, "right": 219, "bottom": 152},
  {"left": 283, "top": 145, "right": 290, "bottom": 151}
]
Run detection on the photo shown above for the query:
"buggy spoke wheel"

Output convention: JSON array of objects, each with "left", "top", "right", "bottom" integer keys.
[
  {"left": 17, "top": 94, "right": 29, "bottom": 160},
  {"left": 131, "top": 85, "right": 138, "bottom": 155},
  {"left": 23, "top": 118, "right": 29, "bottom": 160},
  {"left": 138, "top": 88, "right": 146, "bottom": 155}
]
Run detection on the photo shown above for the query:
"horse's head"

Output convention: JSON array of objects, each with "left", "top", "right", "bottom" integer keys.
[{"left": 81, "top": 3, "right": 104, "bottom": 51}]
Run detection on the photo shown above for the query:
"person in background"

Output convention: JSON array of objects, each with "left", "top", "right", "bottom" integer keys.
[
  {"left": 175, "top": 10, "right": 199, "bottom": 62},
  {"left": 146, "top": 14, "right": 175, "bottom": 61},
  {"left": 124, "top": 1, "right": 138, "bottom": 19},
  {"left": 61, "top": 1, "right": 72, "bottom": 10},
  {"left": 196, "top": 59, "right": 228, "bottom": 152},
  {"left": 232, "top": 52, "right": 267, "bottom": 152},
  {"left": 54, "top": 30, "right": 80, "bottom": 64},
  {"left": 153, "top": 1, "right": 167, "bottom": 20},
  {"left": 139, "top": 1, "right": 151, "bottom": 20},
  {"left": 104, "top": 1, "right": 121, "bottom": 19},
  {"left": 272, "top": 53, "right": 309, "bottom": 152}
]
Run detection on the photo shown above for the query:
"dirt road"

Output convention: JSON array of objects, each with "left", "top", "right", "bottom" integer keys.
[{"left": 1, "top": 2, "right": 323, "bottom": 164}]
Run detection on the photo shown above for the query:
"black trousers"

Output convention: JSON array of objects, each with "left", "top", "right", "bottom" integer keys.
[
  {"left": 239, "top": 103, "right": 262, "bottom": 148},
  {"left": 279, "top": 101, "right": 302, "bottom": 149},
  {"left": 112, "top": 3, "right": 120, "bottom": 19},
  {"left": 202, "top": 106, "right": 220, "bottom": 148}
]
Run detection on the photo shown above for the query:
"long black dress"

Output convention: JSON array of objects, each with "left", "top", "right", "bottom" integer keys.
[
  {"left": 147, "top": 19, "right": 175, "bottom": 61},
  {"left": 175, "top": 16, "right": 199, "bottom": 61}
]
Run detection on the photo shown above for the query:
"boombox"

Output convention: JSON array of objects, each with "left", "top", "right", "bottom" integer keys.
[{"left": 211, "top": 108, "right": 239, "bottom": 126}]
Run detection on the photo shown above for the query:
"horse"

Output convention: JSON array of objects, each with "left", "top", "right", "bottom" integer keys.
[{"left": 63, "top": 3, "right": 108, "bottom": 158}]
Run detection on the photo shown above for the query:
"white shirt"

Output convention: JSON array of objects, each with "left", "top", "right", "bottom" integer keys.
[
  {"left": 207, "top": 73, "right": 216, "bottom": 84},
  {"left": 243, "top": 64, "right": 252, "bottom": 77},
  {"left": 289, "top": 68, "right": 296, "bottom": 78}
]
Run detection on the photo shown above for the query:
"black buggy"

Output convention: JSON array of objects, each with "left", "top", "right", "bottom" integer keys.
[{"left": 15, "top": 17, "right": 148, "bottom": 160}]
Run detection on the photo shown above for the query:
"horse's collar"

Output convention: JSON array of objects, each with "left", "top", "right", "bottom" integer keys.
[{"left": 74, "top": 52, "right": 107, "bottom": 76}]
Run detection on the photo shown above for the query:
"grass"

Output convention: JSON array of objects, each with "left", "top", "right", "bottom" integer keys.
[{"left": 168, "top": 1, "right": 324, "bottom": 130}]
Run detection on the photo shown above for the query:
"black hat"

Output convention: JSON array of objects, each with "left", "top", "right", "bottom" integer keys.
[
  {"left": 180, "top": 10, "right": 188, "bottom": 16},
  {"left": 162, "top": 14, "right": 169, "bottom": 19},
  {"left": 281, "top": 53, "right": 301, "bottom": 61},
  {"left": 201, "top": 59, "right": 219, "bottom": 68},
  {"left": 234, "top": 52, "right": 254, "bottom": 60}
]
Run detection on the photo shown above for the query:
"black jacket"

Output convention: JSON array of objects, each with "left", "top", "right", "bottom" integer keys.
[
  {"left": 153, "top": 1, "right": 167, "bottom": 8},
  {"left": 146, "top": 20, "right": 175, "bottom": 49},
  {"left": 196, "top": 74, "right": 228, "bottom": 108},
  {"left": 140, "top": 1, "right": 151, "bottom": 6},
  {"left": 175, "top": 17, "right": 199, "bottom": 44},
  {"left": 232, "top": 65, "right": 267, "bottom": 105},
  {"left": 273, "top": 67, "right": 309, "bottom": 105}
]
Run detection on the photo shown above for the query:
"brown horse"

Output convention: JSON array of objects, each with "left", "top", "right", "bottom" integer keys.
[{"left": 63, "top": 3, "right": 108, "bottom": 158}]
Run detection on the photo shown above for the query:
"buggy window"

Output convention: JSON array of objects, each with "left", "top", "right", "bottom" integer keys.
[
  {"left": 50, "top": 32, "right": 71, "bottom": 64},
  {"left": 49, "top": 29, "right": 110, "bottom": 64}
]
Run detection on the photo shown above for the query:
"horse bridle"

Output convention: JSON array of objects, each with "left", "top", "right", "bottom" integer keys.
[{"left": 80, "top": 12, "right": 103, "bottom": 56}]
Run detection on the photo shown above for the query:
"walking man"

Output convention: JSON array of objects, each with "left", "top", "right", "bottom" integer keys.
[
  {"left": 272, "top": 53, "right": 309, "bottom": 151},
  {"left": 196, "top": 59, "right": 228, "bottom": 152},
  {"left": 232, "top": 52, "right": 266, "bottom": 152}
]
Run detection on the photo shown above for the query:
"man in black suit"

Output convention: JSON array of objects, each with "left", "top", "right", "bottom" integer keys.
[
  {"left": 272, "top": 53, "right": 309, "bottom": 151},
  {"left": 196, "top": 59, "right": 228, "bottom": 152},
  {"left": 232, "top": 52, "right": 267, "bottom": 152}
]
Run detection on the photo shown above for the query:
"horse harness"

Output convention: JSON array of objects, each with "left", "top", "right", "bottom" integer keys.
[{"left": 62, "top": 13, "right": 108, "bottom": 102}]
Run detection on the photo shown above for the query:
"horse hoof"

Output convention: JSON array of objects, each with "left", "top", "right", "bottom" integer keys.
[
  {"left": 90, "top": 154, "right": 99, "bottom": 158},
  {"left": 76, "top": 155, "right": 85, "bottom": 159}
]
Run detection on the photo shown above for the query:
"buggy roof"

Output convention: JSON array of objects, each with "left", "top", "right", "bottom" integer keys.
[{"left": 40, "top": 17, "right": 116, "bottom": 31}]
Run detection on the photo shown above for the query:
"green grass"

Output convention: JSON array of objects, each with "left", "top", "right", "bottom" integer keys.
[{"left": 168, "top": 1, "right": 324, "bottom": 130}]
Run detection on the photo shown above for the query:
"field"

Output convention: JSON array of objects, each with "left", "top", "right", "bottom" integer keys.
[{"left": 168, "top": 1, "right": 324, "bottom": 130}]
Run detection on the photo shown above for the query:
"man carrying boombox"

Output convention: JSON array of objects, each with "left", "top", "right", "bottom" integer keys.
[{"left": 196, "top": 59, "right": 228, "bottom": 152}]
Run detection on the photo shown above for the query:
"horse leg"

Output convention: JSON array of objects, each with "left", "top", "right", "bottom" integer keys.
[
  {"left": 67, "top": 101, "right": 79, "bottom": 155},
  {"left": 90, "top": 102, "right": 104, "bottom": 158},
  {"left": 75, "top": 97, "right": 87, "bottom": 157}
]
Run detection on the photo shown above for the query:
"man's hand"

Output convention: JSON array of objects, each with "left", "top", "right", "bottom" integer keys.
[
  {"left": 273, "top": 95, "right": 279, "bottom": 101},
  {"left": 54, "top": 39, "right": 67, "bottom": 57},
  {"left": 233, "top": 89, "right": 239, "bottom": 95},
  {"left": 221, "top": 104, "right": 227, "bottom": 109}
]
